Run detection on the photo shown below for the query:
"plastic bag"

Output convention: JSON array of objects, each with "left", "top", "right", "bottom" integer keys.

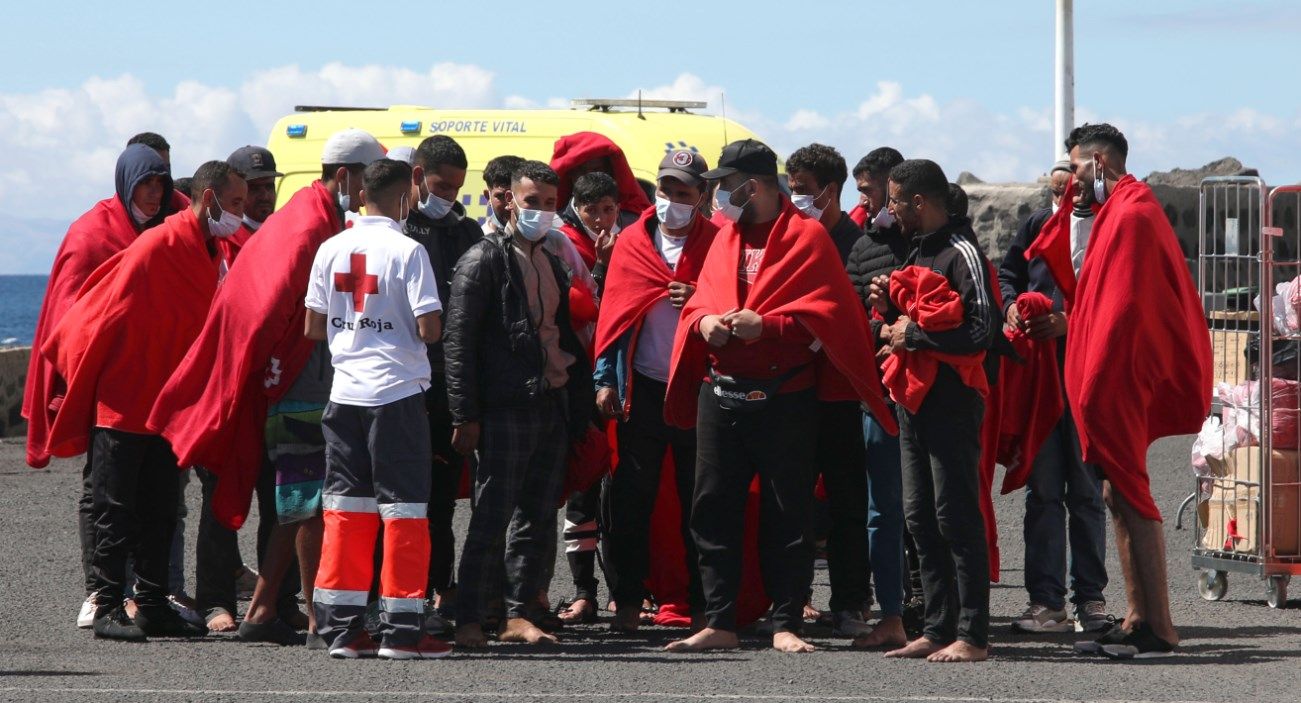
[
  {"left": 1191, "top": 415, "right": 1228, "bottom": 478},
  {"left": 1255, "top": 279, "right": 1301, "bottom": 337},
  {"left": 1216, "top": 378, "right": 1301, "bottom": 450}
]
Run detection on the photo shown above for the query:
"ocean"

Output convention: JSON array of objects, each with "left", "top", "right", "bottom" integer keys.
[{"left": 0, "top": 275, "right": 46, "bottom": 346}]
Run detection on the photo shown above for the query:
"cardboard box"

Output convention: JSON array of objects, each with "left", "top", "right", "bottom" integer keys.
[{"left": 1200, "top": 448, "right": 1300, "bottom": 555}]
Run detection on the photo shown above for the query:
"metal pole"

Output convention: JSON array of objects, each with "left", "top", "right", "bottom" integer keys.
[{"left": 1054, "top": 0, "right": 1075, "bottom": 161}]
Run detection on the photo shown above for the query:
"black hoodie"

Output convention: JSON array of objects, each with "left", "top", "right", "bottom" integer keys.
[{"left": 114, "top": 143, "right": 175, "bottom": 233}]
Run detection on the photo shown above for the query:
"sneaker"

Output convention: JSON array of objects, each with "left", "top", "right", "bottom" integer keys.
[
  {"left": 1010, "top": 603, "right": 1073, "bottom": 633},
  {"left": 1074, "top": 601, "right": 1113, "bottom": 633},
  {"left": 236, "top": 566, "right": 259, "bottom": 600},
  {"left": 329, "top": 628, "right": 380, "bottom": 659},
  {"left": 77, "top": 595, "right": 97, "bottom": 628},
  {"left": 1100, "top": 623, "right": 1177, "bottom": 660},
  {"left": 238, "top": 618, "right": 305, "bottom": 646},
  {"left": 134, "top": 603, "right": 209, "bottom": 637},
  {"left": 831, "top": 610, "right": 873, "bottom": 638},
  {"left": 167, "top": 595, "right": 206, "bottom": 628},
  {"left": 378, "top": 634, "right": 453, "bottom": 660},
  {"left": 92, "top": 604, "right": 147, "bottom": 642},
  {"left": 1073, "top": 621, "right": 1130, "bottom": 654}
]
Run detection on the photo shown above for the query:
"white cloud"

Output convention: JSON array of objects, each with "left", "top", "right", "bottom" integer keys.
[{"left": 2, "top": 68, "right": 1298, "bottom": 273}]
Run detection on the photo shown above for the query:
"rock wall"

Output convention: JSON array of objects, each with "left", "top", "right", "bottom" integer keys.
[{"left": 0, "top": 347, "right": 29, "bottom": 438}]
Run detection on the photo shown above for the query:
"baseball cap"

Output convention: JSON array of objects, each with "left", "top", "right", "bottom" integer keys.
[
  {"left": 387, "top": 146, "right": 416, "bottom": 165},
  {"left": 227, "top": 145, "right": 284, "bottom": 180},
  {"left": 658, "top": 150, "right": 709, "bottom": 187},
  {"left": 321, "top": 128, "right": 386, "bottom": 166},
  {"left": 701, "top": 139, "right": 778, "bottom": 180}
]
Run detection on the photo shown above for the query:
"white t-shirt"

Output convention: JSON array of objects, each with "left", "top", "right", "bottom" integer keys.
[
  {"left": 632, "top": 227, "right": 687, "bottom": 383},
  {"left": 305, "top": 216, "right": 442, "bottom": 407}
]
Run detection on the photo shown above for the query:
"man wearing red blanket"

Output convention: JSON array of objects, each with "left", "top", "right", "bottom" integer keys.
[
  {"left": 1031, "top": 124, "right": 1211, "bottom": 659},
  {"left": 595, "top": 149, "right": 717, "bottom": 633},
  {"left": 663, "top": 140, "right": 894, "bottom": 654},
  {"left": 873, "top": 159, "right": 1002, "bottom": 664},
  {"left": 43, "top": 161, "right": 247, "bottom": 642}
]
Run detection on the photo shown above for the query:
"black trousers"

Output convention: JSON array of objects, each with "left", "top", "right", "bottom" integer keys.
[
  {"left": 692, "top": 383, "right": 817, "bottom": 633},
  {"left": 89, "top": 429, "right": 181, "bottom": 610},
  {"left": 817, "top": 400, "right": 871, "bottom": 612},
  {"left": 425, "top": 375, "right": 460, "bottom": 596},
  {"left": 898, "top": 365, "right": 989, "bottom": 648},
  {"left": 195, "top": 462, "right": 300, "bottom": 618},
  {"left": 603, "top": 373, "right": 700, "bottom": 610},
  {"left": 78, "top": 448, "right": 96, "bottom": 596},
  {"left": 564, "top": 485, "right": 601, "bottom": 602}
]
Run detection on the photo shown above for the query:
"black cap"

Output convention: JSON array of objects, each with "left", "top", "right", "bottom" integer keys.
[
  {"left": 227, "top": 145, "right": 284, "bottom": 180},
  {"left": 658, "top": 149, "right": 709, "bottom": 187},
  {"left": 701, "top": 139, "right": 778, "bottom": 180}
]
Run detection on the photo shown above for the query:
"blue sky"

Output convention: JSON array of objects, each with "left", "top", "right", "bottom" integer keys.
[{"left": 2, "top": 0, "right": 1300, "bottom": 272}]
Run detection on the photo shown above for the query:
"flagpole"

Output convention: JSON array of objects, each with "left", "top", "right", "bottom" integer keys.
[{"left": 1054, "top": 0, "right": 1074, "bottom": 161}]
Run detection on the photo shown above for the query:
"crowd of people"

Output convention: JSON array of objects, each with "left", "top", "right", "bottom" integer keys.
[{"left": 22, "top": 119, "right": 1211, "bottom": 663}]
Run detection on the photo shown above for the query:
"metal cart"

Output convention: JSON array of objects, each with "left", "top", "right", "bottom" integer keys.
[{"left": 1191, "top": 176, "right": 1301, "bottom": 609}]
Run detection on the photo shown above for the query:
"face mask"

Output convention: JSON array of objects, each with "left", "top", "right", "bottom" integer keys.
[
  {"left": 1092, "top": 157, "right": 1108, "bottom": 205},
  {"left": 419, "top": 191, "right": 454, "bottom": 220},
  {"left": 397, "top": 194, "right": 410, "bottom": 230},
  {"left": 872, "top": 207, "right": 896, "bottom": 230},
  {"left": 791, "top": 185, "right": 828, "bottom": 221},
  {"left": 715, "top": 182, "right": 752, "bottom": 223},
  {"left": 338, "top": 172, "right": 352, "bottom": 212},
  {"left": 513, "top": 197, "right": 555, "bottom": 242},
  {"left": 206, "top": 197, "right": 242, "bottom": 238},
  {"left": 130, "top": 201, "right": 153, "bottom": 225},
  {"left": 656, "top": 196, "right": 698, "bottom": 230},
  {"left": 242, "top": 214, "right": 262, "bottom": 232}
]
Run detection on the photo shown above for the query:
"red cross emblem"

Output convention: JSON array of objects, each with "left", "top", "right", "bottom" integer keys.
[{"left": 334, "top": 252, "right": 379, "bottom": 312}]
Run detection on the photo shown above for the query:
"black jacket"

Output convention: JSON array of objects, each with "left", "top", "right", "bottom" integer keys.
[
  {"left": 997, "top": 207, "right": 1063, "bottom": 314},
  {"left": 826, "top": 211, "right": 864, "bottom": 266},
  {"left": 403, "top": 202, "right": 483, "bottom": 371},
  {"left": 846, "top": 221, "right": 911, "bottom": 343},
  {"left": 443, "top": 230, "right": 594, "bottom": 439},
  {"left": 892, "top": 217, "right": 1010, "bottom": 382}
]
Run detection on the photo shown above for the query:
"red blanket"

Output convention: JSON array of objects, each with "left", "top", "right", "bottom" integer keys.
[
  {"left": 1028, "top": 175, "right": 1211, "bottom": 520},
  {"left": 848, "top": 204, "right": 869, "bottom": 228},
  {"left": 880, "top": 266, "right": 989, "bottom": 414},
  {"left": 23, "top": 197, "right": 141, "bottom": 467},
  {"left": 214, "top": 224, "right": 254, "bottom": 270},
  {"left": 42, "top": 208, "right": 218, "bottom": 458},
  {"left": 560, "top": 222, "right": 598, "bottom": 271},
  {"left": 988, "top": 292, "right": 1065, "bottom": 494},
  {"left": 665, "top": 202, "right": 895, "bottom": 434},
  {"left": 550, "top": 131, "right": 652, "bottom": 213},
  {"left": 147, "top": 182, "right": 342, "bottom": 529}
]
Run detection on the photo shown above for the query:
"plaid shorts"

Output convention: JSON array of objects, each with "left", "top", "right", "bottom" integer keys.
[{"left": 265, "top": 399, "right": 328, "bottom": 523}]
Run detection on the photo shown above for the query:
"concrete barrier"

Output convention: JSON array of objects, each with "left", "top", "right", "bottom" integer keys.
[{"left": 0, "top": 347, "right": 30, "bottom": 438}]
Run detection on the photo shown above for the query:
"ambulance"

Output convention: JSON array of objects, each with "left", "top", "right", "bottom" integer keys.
[{"left": 265, "top": 98, "right": 769, "bottom": 224}]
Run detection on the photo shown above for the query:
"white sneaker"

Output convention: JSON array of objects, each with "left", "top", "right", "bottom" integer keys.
[
  {"left": 1009, "top": 603, "right": 1073, "bottom": 633},
  {"left": 77, "top": 595, "right": 97, "bottom": 628}
]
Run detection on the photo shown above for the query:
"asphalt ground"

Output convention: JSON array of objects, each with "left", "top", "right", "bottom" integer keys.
[{"left": 1, "top": 435, "right": 1299, "bottom": 703}]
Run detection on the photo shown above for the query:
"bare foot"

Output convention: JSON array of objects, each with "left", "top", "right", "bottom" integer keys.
[
  {"left": 885, "top": 637, "right": 945, "bottom": 659},
  {"left": 558, "top": 598, "right": 596, "bottom": 624},
  {"left": 773, "top": 630, "right": 817, "bottom": 653},
  {"left": 853, "top": 616, "right": 907, "bottom": 649},
  {"left": 665, "top": 627, "right": 739, "bottom": 652},
  {"left": 927, "top": 640, "right": 988, "bottom": 663},
  {"left": 124, "top": 598, "right": 138, "bottom": 619},
  {"left": 207, "top": 610, "right": 237, "bottom": 632},
  {"left": 498, "top": 617, "right": 558, "bottom": 645},
  {"left": 802, "top": 603, "right": 822, "bottom": 622},
  {"left": 455, "top": 623, "right": 488, "bottom": 648}
]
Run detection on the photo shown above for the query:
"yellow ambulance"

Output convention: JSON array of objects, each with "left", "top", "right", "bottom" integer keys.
[{"left": 265, "top": 98, "right": 768, "bottom": 223}]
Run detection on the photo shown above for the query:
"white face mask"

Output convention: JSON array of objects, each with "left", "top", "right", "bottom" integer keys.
[
  {"left": 513, "top": 196, "right": 555, "bottom": 242},
  {"left": 338, "top": 172, "right": 352, "bottom": 212},
  {"left": 872, "top": 206, "right": 895, "bottom": 230},
  {"left": 656, "top": 195, "right": 698, "bottom": 230},
  {"left": 242, "top": 214, "right": 262, "bottom": 231},
  {"left": 714, "top": 182, "right": 751, "bottom": 223},
  {"left": 791, "top": 185, "right": 829, "bottom": 221},
  {"left": 129, "top": 201, "right": 153, "bottom": 225},
  {"left": 419, "top": 191, "right": 454, "bottom": 220},
  {"left": 1092, "top": 157, "right": 1108, "bottom": 205},
  {"left": 206, "top": 197, "right": 242, "bottom": 238},
  {"left": 397, "top": 194, "right": 410, "bottom": 231}
]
